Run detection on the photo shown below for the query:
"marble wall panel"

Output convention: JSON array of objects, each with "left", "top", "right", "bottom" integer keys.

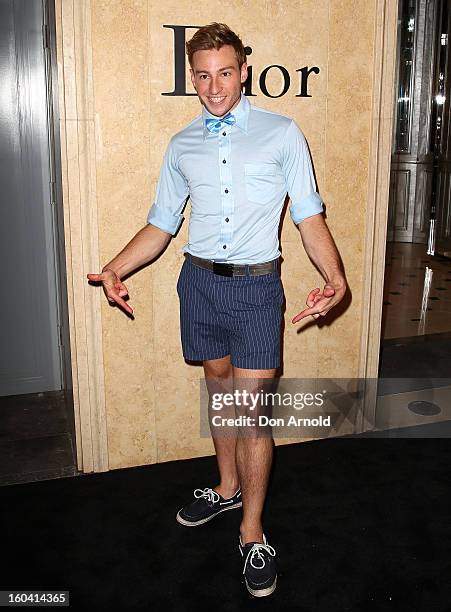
[
  {"left": 90, "top": 0, "right": 157, "bottom": 468},
  {"left": 62, "top": 0, "right": 379, "bottom": 467}
]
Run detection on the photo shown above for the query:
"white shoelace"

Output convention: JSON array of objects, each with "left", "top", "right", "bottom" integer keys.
[
  {"left": 241, "top": 537, "right": 276, "bottom": 574},
  {"left": 193, "top": 487, "right": 220, "bottom": 504}
]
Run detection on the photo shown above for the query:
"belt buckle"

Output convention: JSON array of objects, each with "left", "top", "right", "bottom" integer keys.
[{"left": 213, "top": 262, "right": 234, "bottom": 277}]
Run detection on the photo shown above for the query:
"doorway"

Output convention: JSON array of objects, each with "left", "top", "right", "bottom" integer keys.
[
  {"left": 377, "top": 0, "right": 451, "bottom": 433},
  {"left": 0, "top": 0, "right": 78, "bottom": 484}
]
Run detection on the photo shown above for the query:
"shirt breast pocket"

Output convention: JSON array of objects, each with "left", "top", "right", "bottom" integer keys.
[{"left": 244, "top": 163, "right": 286, "bottom": 205}]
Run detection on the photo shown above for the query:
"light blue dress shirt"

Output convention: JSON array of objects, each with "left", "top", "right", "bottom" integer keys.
[{"left": 147, "top": 94, "right": 323, "bottom": 264}]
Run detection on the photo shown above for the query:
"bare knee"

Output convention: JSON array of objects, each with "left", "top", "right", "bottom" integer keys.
[{"left": 203, "top": 355, "right": 233, "bottom": 381}]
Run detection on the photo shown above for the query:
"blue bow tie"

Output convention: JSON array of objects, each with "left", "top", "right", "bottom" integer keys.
[{"left": 205, "top": 112, "right": 236, "bottom": 134}]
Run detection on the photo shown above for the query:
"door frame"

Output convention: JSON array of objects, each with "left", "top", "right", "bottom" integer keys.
[
  {"left": 53, "top": 0, "right": 109, "bottom": 472},
  {"left": 357, "top": 0, "right": 399, "bottom": 431}
]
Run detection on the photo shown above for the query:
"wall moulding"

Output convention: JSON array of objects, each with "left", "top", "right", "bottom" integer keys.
[
  {"left": 358, "top": 0, "right": 399, "bottom": 432},
  {"left": 55, "top": 0, "right": 108, "bottom": 472}
]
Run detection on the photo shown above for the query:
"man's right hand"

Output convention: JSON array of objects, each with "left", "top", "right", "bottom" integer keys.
[{"left": 86, "top": 269, "right": 134, "bottom": 315}]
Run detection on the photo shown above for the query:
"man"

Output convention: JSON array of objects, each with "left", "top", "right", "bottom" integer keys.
[{"left": 87, "top": 23, "right": 346, "bottom": 598}]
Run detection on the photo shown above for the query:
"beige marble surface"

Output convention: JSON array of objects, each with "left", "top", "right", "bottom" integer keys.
[
  {"left": 91, "top": 0, "right": 157, "bottom": 468},
  {"left": 58, "top": 0, "right": 387, "bottom": 469}
]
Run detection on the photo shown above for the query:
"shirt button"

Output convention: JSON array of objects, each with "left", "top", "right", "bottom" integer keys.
[
  {"left": 225, "top": 217, "right": 229, "bottom": 222},
  {"left": 225, "top": 189, "right": 229, "bottom": 193},
  {"left": 222, "top": 159, "right": 226, "bottom": 164},
  {"left": 223, "top": 245, "right": 227, "bottom": 249},
  {"left": 222, "top": 131, "right": 226, "bottom": 136}
]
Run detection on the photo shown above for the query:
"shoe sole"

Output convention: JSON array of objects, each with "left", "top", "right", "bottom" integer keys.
[
  {"left": 245, "top": 575, "right": 277, "bottom": 598},
  {"left": 175, "top": 501, "right": 242, "bottom": 526}
]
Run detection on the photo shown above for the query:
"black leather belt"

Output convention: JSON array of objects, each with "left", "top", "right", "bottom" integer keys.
[{"left": 186, "top": 253, "right": 279, "bottom": 277}]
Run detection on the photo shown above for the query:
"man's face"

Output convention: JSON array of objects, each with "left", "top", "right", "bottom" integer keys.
[{"left": 190, "top": 45, "right": 248, "bottom": 117}]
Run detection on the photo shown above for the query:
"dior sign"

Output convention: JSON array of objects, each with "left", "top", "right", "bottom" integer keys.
[{"left": 161, "top": 25, "right": 320, "bottom": 99}]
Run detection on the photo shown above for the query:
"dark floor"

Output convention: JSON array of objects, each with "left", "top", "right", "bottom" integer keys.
[
  {"left": 378, "top": 330, "right": 451, "bottom": 396},
  {"left": 0, "top": 390, "right": 78, "bottom": 486},
  {"left": 380, "top": 331, "right": 451, "bottom": 378},
  {"left": 1, "top": 438, "right": 451, "bottom": 610},
  {"left": 382, "top": 242, "right": 451, "bottom": 338}
]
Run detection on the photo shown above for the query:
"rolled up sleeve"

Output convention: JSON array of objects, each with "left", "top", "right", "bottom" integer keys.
[
  {"left": 282, "top": 121, "right": 323, "bottom": 224},
  {"left": 146, "top": 138, "right": 189, "bottom": 235}
]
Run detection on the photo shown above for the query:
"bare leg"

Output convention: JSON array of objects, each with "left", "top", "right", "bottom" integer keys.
[
  {"left": 203, "top": 355, "right": 239, "bottom": 499},
  {"left": 233, "top": 366, "right": 277, "bottom": 545}
]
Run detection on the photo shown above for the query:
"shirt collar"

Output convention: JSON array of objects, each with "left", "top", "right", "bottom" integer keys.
[{"left": 202, "top": 94, "right": 250, "bottom": 140}]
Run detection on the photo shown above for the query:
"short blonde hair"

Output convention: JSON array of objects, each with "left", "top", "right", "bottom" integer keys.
[{"left": 186, "top": 23, "right": 246, "bottom": 68}]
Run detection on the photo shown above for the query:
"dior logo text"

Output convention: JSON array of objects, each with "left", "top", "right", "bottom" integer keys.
[{"left": 162, "top": 25, "right": 320, "bottom": 99}]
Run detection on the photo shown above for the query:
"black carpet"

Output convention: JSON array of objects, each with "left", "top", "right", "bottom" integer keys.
[{"left": 1, "top": 438, "right": 451, "bottom": 611}]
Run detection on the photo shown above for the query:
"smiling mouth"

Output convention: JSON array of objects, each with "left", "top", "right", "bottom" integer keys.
[{"left": 208, "top": 96, "right": 227, "bottom": 104}]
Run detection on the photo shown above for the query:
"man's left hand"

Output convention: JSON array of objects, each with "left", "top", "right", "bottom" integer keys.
[{"left": 292, "top": 279, "right": 347, "bottom": 323}]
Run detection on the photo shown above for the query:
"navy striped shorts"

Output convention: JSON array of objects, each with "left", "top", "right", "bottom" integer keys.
[{"left": 176, "top": 256, "right": 284, "bottom": 370}]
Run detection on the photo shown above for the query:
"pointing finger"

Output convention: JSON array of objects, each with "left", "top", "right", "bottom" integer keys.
[{"left": 108, "top": 293, "right": 134, "bottom": 315}]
